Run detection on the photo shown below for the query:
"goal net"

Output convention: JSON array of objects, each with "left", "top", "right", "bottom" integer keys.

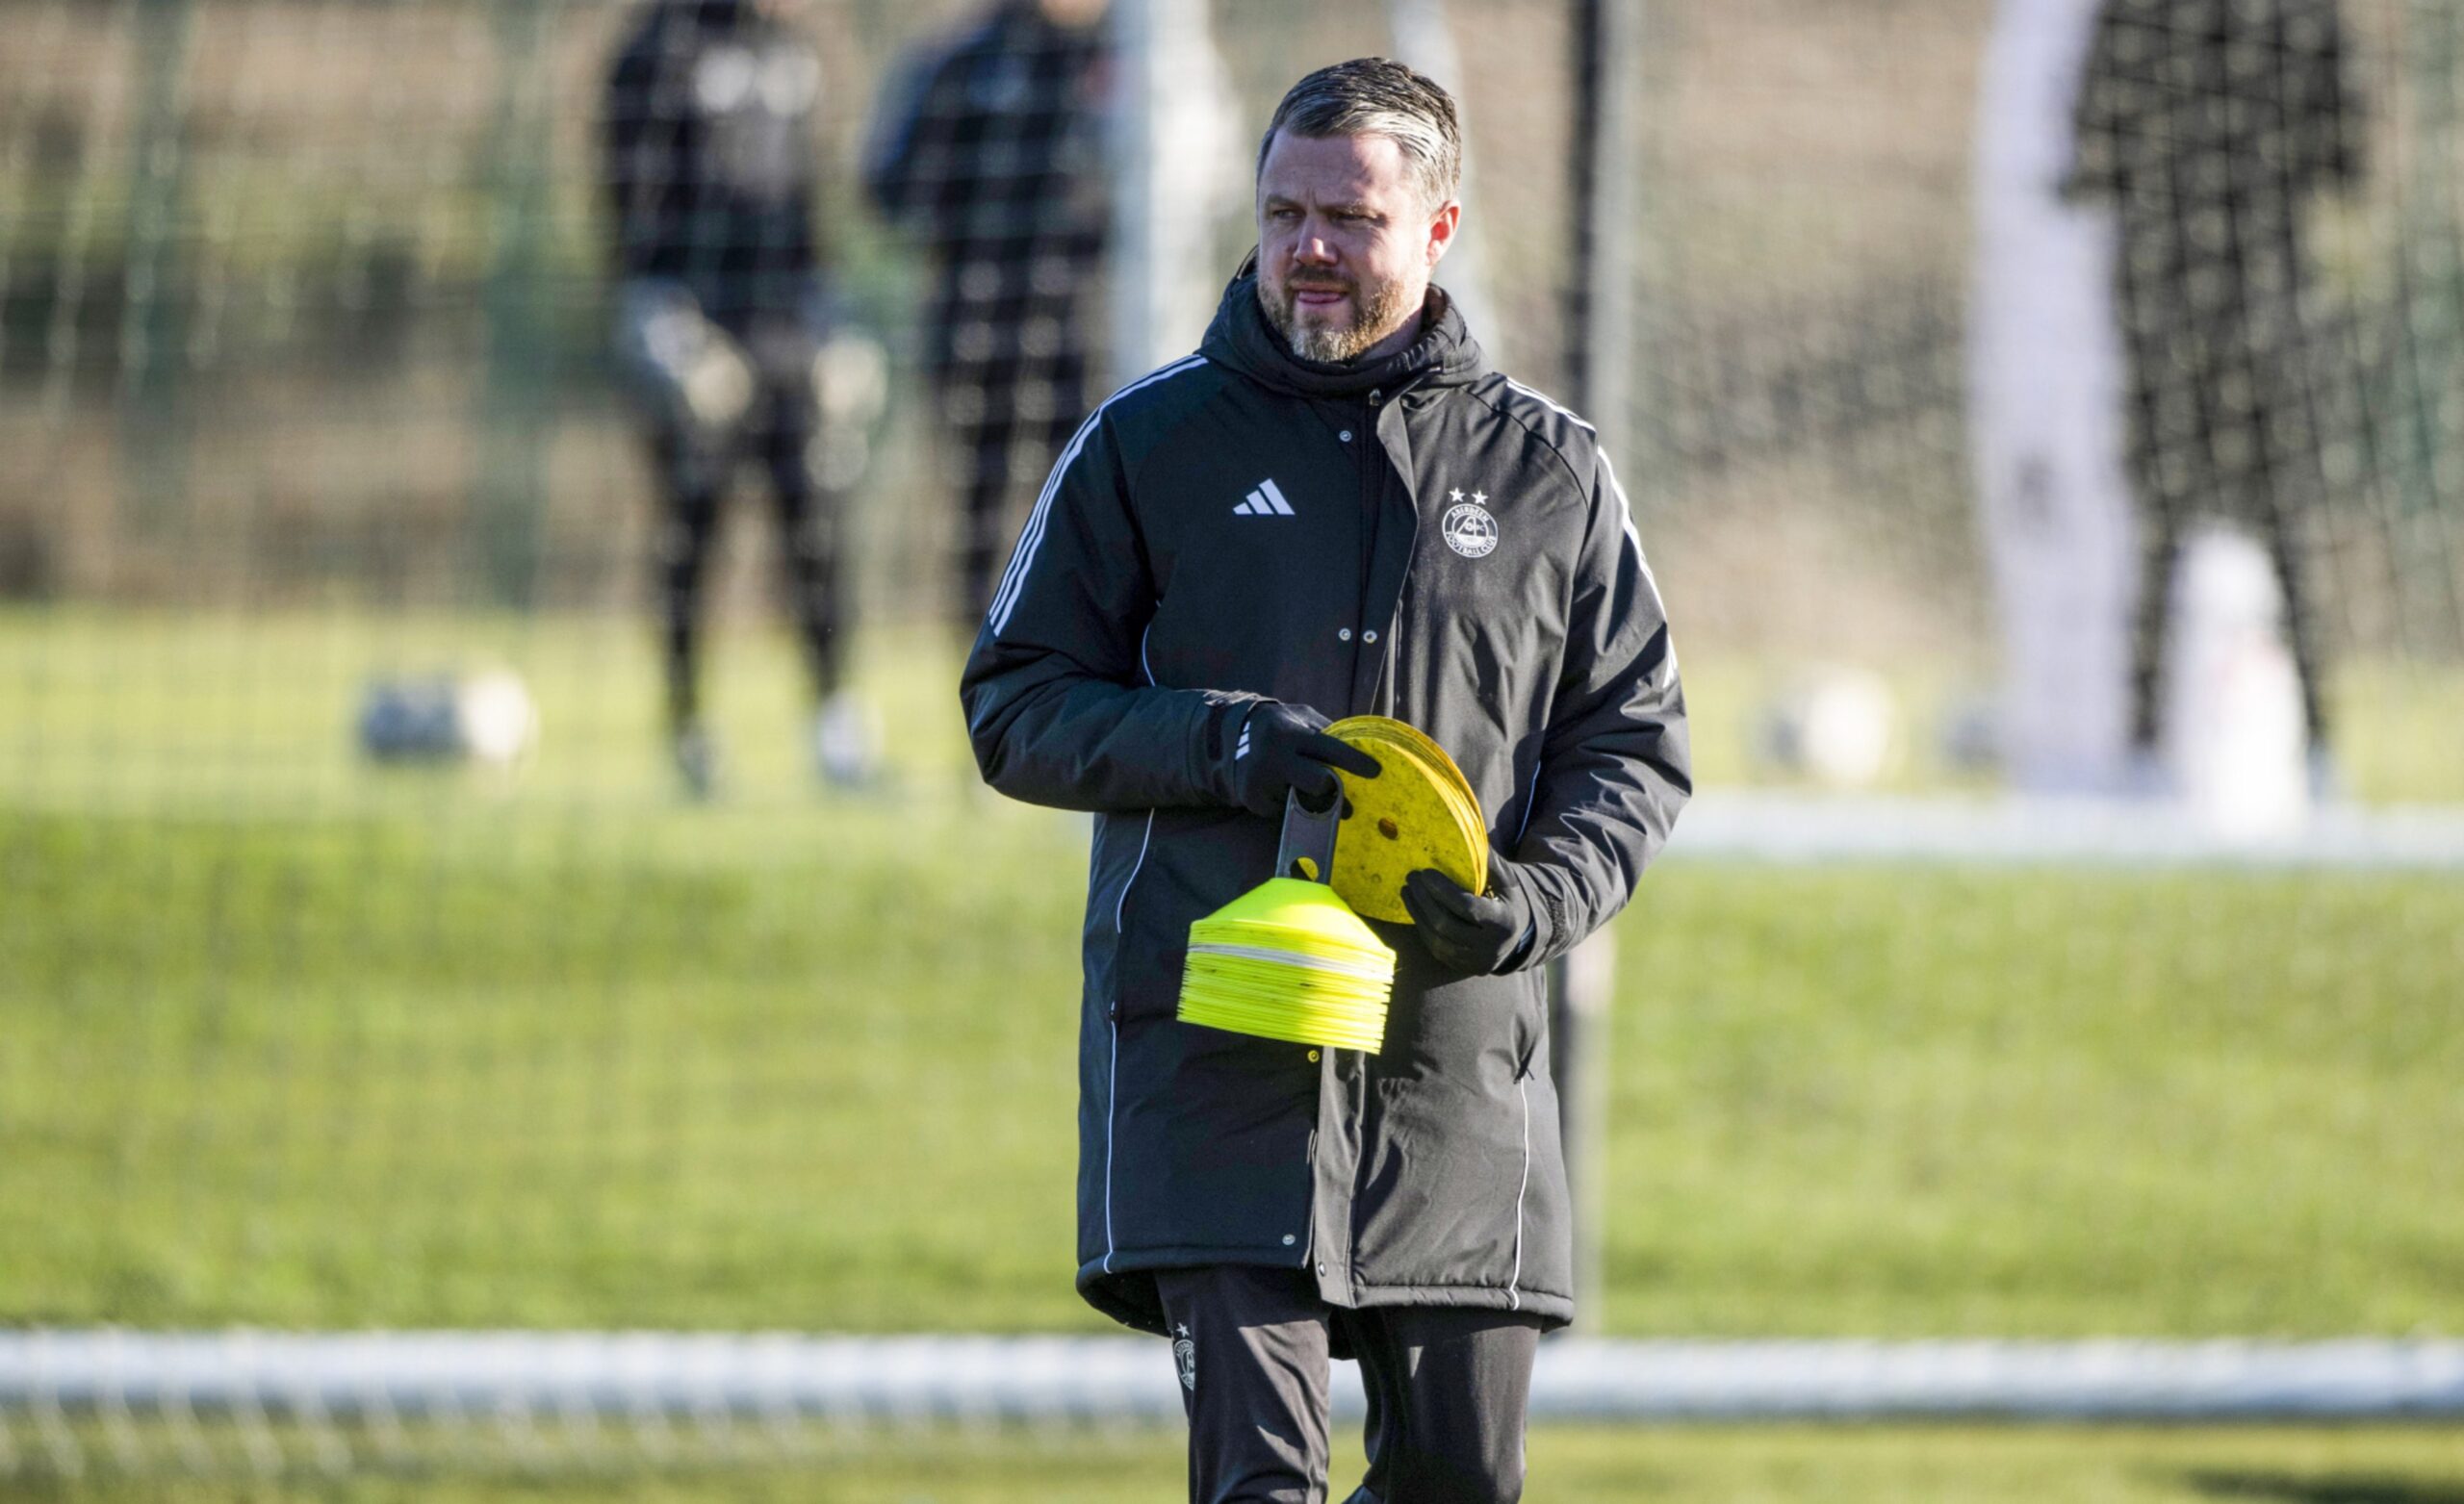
[{"left": 3, "top": 0, "right": 2461, "bottom": 1489}]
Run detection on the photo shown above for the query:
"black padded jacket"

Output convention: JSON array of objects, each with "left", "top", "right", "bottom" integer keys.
[{"left": 960, "top": 271, "right": 1690, "bottom": 1335}]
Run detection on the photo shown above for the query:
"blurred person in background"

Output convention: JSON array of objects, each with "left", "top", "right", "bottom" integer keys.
[
  {"left": 2066, "top": 0, "right": 2365, "bottom": 792},
  {"left": 862, "top": 0, "right": 1111, "bottom": 625},
  {"left": 962, "top": 59, "right": 1688, "bottom": 1503},
  {"left": 604, "top": 0, "right": 882, "bottom": 799}
]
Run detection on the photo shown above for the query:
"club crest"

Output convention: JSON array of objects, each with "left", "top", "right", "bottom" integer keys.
[{"left": 1442, "top": 492, "right": 1499, "bottom": 558}]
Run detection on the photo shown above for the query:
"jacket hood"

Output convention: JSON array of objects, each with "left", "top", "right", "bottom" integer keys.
[{"left": 1199, "top": 261, "right": 1487, "bottom": 401}]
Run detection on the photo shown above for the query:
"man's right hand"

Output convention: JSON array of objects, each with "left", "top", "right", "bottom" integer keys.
[{"left": 1226, "top": 702, "right": 1381, "bottom": 819}]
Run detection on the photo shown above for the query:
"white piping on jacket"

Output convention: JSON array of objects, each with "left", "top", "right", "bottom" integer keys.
[
  {"left": 1507, "top": 1076, "right": 1532, "bottom": 1312},
  {"left": 1100, "top": 808, "right": 1155, "bottom": 1276},
  {"left": 1100, "top": 601, "right": 1167, "bottom": 1277},
  {"left": 988, "top": 356, "right": 1210, "bottom": 635},
  {"left": 1101, "top": 1018, "right": 1121, "bottom": 1273},
  {"left": 1502, "top": 377, "right": 1650, "bottom": 574},
  {"left": 1114, "top": 810, "right": 1155, "bottom": 937}
]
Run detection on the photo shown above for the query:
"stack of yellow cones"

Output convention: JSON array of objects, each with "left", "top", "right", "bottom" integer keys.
[{"left": 1178, "top": 878, "right": 1397, "bottom": 1053}]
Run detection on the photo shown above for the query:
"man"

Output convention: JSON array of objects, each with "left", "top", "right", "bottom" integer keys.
[
  {"left": 603, "top": 0, "right": 878, "bottom": 797},
  {"left": 2066, "top": 0, "right": 2364, "bottom": 788},
  {"left": 962, "top": 60, "right": 1689, "bottom": 1503},
  {"left": 862, "top": 0, "right": 1110, "bottom": 624}
]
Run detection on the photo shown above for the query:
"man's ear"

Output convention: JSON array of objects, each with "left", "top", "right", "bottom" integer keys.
[{"left": 1425, "top": 200, "right": 1463, "bottom": 268}]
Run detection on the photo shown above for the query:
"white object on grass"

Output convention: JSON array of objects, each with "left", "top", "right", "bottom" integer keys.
[
  {"left": 814, "top": 691, "right": 884, "bottom": 789},
  {"left": 1759, "top": 669, "right": 1898, "bottom": 790},
  {"left": 2162, "top": 522, "right": 2308, "bottom": 835},
  {"left": 453, "top": 670, "right": 538, "bottom": 770}
]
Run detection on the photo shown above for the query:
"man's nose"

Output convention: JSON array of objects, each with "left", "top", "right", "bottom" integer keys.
[{"left": 1294, "top": 231, "right": 1338, "bottom": 266}]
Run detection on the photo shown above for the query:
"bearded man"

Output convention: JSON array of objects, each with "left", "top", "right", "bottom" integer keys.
[{"left": 962, "top": 59, "right": 1689, "bottom": 1504}]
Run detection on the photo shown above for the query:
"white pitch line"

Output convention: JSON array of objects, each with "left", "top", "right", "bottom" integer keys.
[
  {"left": 5, "top": 1333, "right": 2463, "bottom": 1423},
  {"left": 1668, "top": 791, "right": 2464, "bottom": 870}
]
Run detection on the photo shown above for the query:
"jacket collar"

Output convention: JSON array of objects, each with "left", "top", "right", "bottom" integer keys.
[{"left": 1199, "top": 259, "right": 1486, "bottom": 402}]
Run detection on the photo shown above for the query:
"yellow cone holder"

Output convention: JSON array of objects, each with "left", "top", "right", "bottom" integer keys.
[
  {"left": 1176, "top": 787, "right": 1399, "bottom": 1054},
  {"left": 1273, "top": 781, "right": 1344, "bottom": 884}
]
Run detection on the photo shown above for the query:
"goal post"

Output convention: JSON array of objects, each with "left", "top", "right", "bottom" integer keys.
[
  {"left": 1552, "top": 0, "right": 1644, "bottom": 1336},
  {"left": 1106, "top": 0, "right": 1232, "bottom": 384}
]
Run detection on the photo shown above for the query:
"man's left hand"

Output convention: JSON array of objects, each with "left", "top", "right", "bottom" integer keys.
[{"left": 1401, "top": 862, "right": 1540, "bottom": 975}]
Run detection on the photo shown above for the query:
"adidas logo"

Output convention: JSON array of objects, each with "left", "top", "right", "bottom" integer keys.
[
  {"left": 1232, "top": 478, "right": 1296, "bottom": 517},
  {"left": 1234, "top": 722, "right": 1252, "bottom": 760}
]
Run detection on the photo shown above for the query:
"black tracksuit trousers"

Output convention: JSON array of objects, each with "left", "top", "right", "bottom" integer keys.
[
  {"left": 648, "top": 364, "right": 847, "bottom": 729},
  {"left": 1154, "top": 1265, "right": 1544, "bottom": 1504}
]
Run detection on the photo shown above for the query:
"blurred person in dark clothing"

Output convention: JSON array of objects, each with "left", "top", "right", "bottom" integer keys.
[
  {"left": 2066, "top": 0, "right": 2365, "bottom": 786},
  {"left": 862, "top": 0, "right": 1111, "bottom": 625},
  {"left": 605, "top": 0, "right": 881, "bottom": 798}
]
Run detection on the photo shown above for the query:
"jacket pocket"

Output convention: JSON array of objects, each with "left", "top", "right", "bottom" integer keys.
[
  {"left": 1511, "top": 969, "right": 1550, "bottom": 1083},
  {"left": 1110, "top": 807, "right": 1277, "bottom": 1022}
]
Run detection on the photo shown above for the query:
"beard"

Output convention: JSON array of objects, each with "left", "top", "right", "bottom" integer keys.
[{"left": 1260, "top": 271, "right": 1413, "bottom": 365}]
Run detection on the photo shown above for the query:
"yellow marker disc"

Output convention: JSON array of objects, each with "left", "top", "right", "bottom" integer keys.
[{"left": 1322, "top": 716, "right": 1488, "bottom": 925}]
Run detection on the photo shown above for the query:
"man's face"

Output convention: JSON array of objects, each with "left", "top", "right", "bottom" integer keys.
[
  {"left": 1037, "top": 0, "right": 1108, "bottom": 26},
  {"left": 1256, "top": 130, "right": 1458, "bottom": 365}
]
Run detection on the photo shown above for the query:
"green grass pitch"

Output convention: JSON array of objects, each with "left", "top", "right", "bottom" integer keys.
[
  {"left": 11, "top": 1424, "right": 2464, "bottom": 1502},
  {"left": 3, "top": 610, "right": 2461, "bottom": 1497}
]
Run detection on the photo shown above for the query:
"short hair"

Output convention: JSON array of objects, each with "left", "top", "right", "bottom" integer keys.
[{"left": 1257, "top": 59, "right": 1462, "bottom": 212}]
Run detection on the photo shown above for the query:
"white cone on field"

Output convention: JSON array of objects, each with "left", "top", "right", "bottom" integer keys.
[{"left": 2163, "top": 522, "right": 2308, "bottom": 835}]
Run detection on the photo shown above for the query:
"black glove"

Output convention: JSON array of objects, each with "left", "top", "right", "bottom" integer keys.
[
  {"left": 1225, "top": 701, "right": 1381, "bottom": 819},
  {"left": 1401, "top": 860, "right": 1543, "bottom": 975}
]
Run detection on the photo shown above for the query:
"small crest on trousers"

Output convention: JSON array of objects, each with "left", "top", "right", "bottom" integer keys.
[{"left": 1172, "top": 1323, "right": 1198, "bottom": 1391}]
